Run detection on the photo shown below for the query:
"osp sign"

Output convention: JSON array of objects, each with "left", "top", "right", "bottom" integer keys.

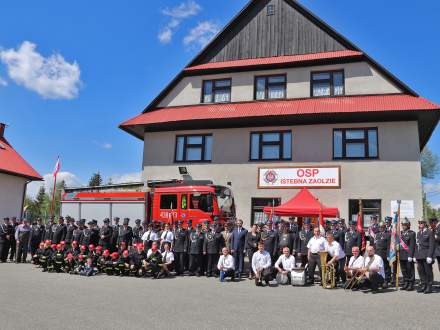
[{"left": 258, "top": 166, "right": 341, "bottom": 189}]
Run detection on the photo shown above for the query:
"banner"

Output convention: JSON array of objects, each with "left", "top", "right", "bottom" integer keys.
[{"left": 258, "top": 166, "right": 341, "bottom": 189}]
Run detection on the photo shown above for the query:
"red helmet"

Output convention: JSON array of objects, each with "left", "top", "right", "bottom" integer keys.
[
  {"left": 51, "top": 244, "right": 56, "bottom": 249},
  {"left": 45, "top": 240, "right": 51, "bottom": 244},
  {"left": 72, "top": 241, "right": 78, "bottom": 246},
  {"left": 88, "top": 244, "right": 95, "bottom": 251},
  {"left": 103, "top": 250, "right": 110, "bottom": 256},
  {"left": 67, "top": 253, "right": 73, "bottom": 259},
  {"left": 96, "top": 246, "right": 103, "bottom": 252},
  {"left": 60, "top": 241, "right": 66, "bottom": 245},
  {"left": 80, "top": 245, "right": 86, "bottom": 251},
  {"left": 121, "top": 241, "right": 126, "bottom": 246},
  {"left": 137, "top": 243, "right": 144, "bottom": 249},
  {"left": 78, "top": 254, "right": 84, "bottom": 260},
  {"left": 122, "top": 249, "right": 129, "bottom": 256},
  {"left": 111, "top": 252, "right": 119, "bottom": 259},
  {"left": 56, "top": 244, "right": 62, "bottom": 250}
]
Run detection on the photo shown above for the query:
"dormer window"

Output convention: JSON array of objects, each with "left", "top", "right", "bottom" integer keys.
[
  {"left": 255, "top": 75, "right": 286, "bottom": 100},
  {"left": 202, "top": 79, "right": 231, "bottom": 103},
  {"left": 311, "top": 70, "right": 344, "bottom": 97}
]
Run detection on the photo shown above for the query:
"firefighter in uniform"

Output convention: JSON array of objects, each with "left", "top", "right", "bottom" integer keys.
[
  {"left": 262, "top": 221, "right": 278, "bottom": 264},
  {"left": 132, "top": 219, "right": 143, "bottom": 246},
  {"left": 111, "top": 217, "right": 120, "bottom": 252},
  {"left": 72, "top": 220, "right": 85, "bottom": 244},
  {"left": 44, "top": 217, "right": 54, "bottom": 242},
  {"left": 8, "top": 217, "right": 18, "bottom": 261},
  {"left": 399, "top": 218, "right": 416, "bottom": 291},
  {"left": 415, "top": 219, "right": 435, "bottom": 294},
  {"left": 344, "top": 220, "right": 361, "bottom": 266},
  {"left": 203, "top": 224, "right": 224, "bottom": 277},
  {"left": 431, "top": 217, "right": 440, "bottom": 273},
  {"left": 65, "top": 217, "right": 76, "bottom": 247},
  {"left": 277, "top": 223, "right": 295, "bottom": 255},
  {"left": 99, "top": 218, "right": 113, "bottom": 251},
  {"left": 80, "top": 221, "right": 93, "bottom": 247},
  {"left": 173, "top": 220, "right": 188, "bottom": 276},
  {"left": 296, "top": 219, "right": 313, "bottom": 267},
  {"left": 29, "top": 218, "right": 45, "bottom": 256},
  {"left": 90, "top": 220, "right": 100, "bottom": 246},
  {"left": 117, "top": 218, "right": 133, "bottom": 249},
  {"left": 52, "top": 217, "right": 67, "bottom": 244},
  {"left": 372, "top": 222, "right": 391, "bottom": 287},
  {"left": 188, "top": 224, "right": 204, "bottom": 276}
]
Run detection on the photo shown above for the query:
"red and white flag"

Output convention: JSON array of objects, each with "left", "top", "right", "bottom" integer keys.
[{"left": 53, "top": 157, "right": 61, "bottom": 178}]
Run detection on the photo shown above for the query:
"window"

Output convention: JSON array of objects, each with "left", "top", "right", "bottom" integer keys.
[
  {"left": 333, "top": 128, "right": 378, "bottom": 159},
  {"left": 267, "top": 4, "right": 275, "bottom": 16},
  {"left": 175, "top": 135, "right": 213, "bottom": 162},
  {"left": 349, "top": 199, "right": 381, "bottom": 228},
  {"left": 202, "top": 79, "right": 231, "bottom": 103},
  {"left": 250, "top": 131, "right": 292, "bottom": 161},
  {"left": 255, "top": 75, "right": 286, "bottom": 100},
  {"left": 251, "top": 198, "right": 281, "bottom": 226},
  {"left": 311, "top": 70, "right": 344, "bottom": 97},
  {"left": 190, "top": 193, "right": 212, "bottom": 212},
  {"left": 160, "top": 195, "right": 177, "bottom": 209}
]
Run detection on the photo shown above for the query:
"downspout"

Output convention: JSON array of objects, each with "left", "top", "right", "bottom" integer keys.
[{"left": 21, "top": 179, "right": 31, "bottom": 219}]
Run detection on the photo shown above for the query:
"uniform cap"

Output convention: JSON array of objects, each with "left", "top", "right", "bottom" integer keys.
[
  {"left": 303, "top": 219, "right": 311, "bottom": 225},
  {"left": 123, "top": 218, "right": 130, "bottom": 225},
  {"left": 379, "top": 221, "right": 386, "bottom": 227},
  {"left": 88, "top": 244, "right": 95, "bottom": 250},
  {"left": 401, "top": 218, "right": 410, "bottom": 225},
  {"left": 429, "top": 217, "right": 438, "bottom": 223},
  {"left": 103, "top": 218, "right": 110, "bottom": 224},
  {"left": 135, "top": 219, "right": 141, "bottom": 224},
  {"left": 418, "top": 219, "right": 427, "bottom": 224},
  {"left": 385, "top": 216, "right": 392, "bottom": 222}
]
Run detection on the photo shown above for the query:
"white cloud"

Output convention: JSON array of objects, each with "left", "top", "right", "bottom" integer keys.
[
  {"left": 162, "top": 1, "right": 201, "bottom": 19},
  {"left": 424, "top": 182, "right": 440, "bottom": 193},
  {"left": 0, "top": 76, "right": 7, "bottom": 86},
  {"left": 108, "top": 171, "right": 142, "bottom": 184},
  {"left": 0, "top": 41, "right": 81, "bottom": 99},
  {"left": 158, "top": 1, "right": 201, "bottom": 44},
  {"left": 93, "top": 140, "right": 113, "bottom": 150},
  {"left": 27, "top": 171, "right": 83, "bottom": 198},
  {"left": 183, "top": 21, "right": 220, "bottom": 49}
]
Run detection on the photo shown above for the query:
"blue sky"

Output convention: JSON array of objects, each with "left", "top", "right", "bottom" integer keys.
[{"left": 0, "top": 0, "right": 439, "bottom": 206}]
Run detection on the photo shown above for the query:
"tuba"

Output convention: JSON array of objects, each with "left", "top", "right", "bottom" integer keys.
[{"left": 319, "top": 251, "right": 335, "bottom": 289}]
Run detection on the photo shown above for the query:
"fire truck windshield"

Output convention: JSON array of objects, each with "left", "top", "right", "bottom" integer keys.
[{"left": 214, "top": 186, "right": 235, "bottom": 217}]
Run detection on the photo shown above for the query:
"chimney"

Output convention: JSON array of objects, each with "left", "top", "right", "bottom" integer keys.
[{"left": 0, "top": 123, "right": 5, "bottom": 138}]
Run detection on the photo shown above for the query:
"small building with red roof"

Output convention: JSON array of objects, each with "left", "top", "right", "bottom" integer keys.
[
  {"left": 0, "top": 123, "right": 42, "bottom": 219},
  {"left": 120, "top": 0, "right": 440, "bottom": 227}
]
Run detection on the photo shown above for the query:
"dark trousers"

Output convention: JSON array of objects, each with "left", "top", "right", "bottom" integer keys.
[
  {"left": 255, "top": 268, "right": 272, "bottom": 286},
  {"left": 189, "top": 254, "right": 202, "bottom": 275},
  {"left": 400, "top": 260, "right": 415, "bottom": 285},
  {"left": 377, "top": 250, "right": 391, "bottom": 283},
  {"left": 338, "top": 258, "right": 346, "bottom": 282},
  {"left": 363, "top": 273, "right": 384, "bottom": 291},
  {"left": 437, "top": 257, "right": 440, "bottom": 273},
  {"left": 233, "top": 250, "right": 245, "bottom": 275},
  {"left": 246, "top": 249, "right": 256, "bottom": 274},
  {"left": 416, "top": 259, "right": 433, "bottom": 286},
  {"left": 0, "top": 240, "right": 10, "bottom": 262},
  {"left": 16, "top": 242, "right": 29, "bottom": 263},
  {"left": 30, "top": 240, "right": 40, "bottom": 256},
  {"left": 308, "top": 253, "right": 321, "bottom": 283},
  {"left": 9, "top": 239, "right": 16, "bottom": 261},
  {"left": 174, "top": 252, "right": 186, "bottom": 274},
  {"left": 299, "top": 254, "right": 308, "bottom": 267},
  {"left": 206, "top": 254, "right": 219, "bottom": 276}
]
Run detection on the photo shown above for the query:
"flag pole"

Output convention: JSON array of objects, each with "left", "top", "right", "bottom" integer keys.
[
  {"left": 50, "top": 171, "right": 58, "bottom": 220},
  {"left": 396, "top": 200, "right": 401, "bottom": 289}
]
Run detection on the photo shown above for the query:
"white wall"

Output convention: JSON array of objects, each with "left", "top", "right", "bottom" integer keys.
[
  {"left": 0, "top": 173, "right": 27, "bottom": 219},
  {"left": 158, "top": 61, "right": 402, "bottom": 107}
]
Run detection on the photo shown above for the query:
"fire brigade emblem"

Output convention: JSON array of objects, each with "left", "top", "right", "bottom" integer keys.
[{"left": 263, "top": 170, "right": 278, "bottom": 185}]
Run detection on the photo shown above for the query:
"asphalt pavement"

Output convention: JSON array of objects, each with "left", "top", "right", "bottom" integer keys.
[{"left": 0, "top": 263, "right": 438, "bottom": 330}]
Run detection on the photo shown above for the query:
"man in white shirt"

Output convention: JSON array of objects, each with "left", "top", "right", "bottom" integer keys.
[
  {"left": 344, "top": 246, "right": 364, "bottom": 280},
  {"left": 274, "top": 247, "right": 296, "bottom": 285},
  {"left": 324, "top": 232, "right": 345, "bottom": 285},
  {"left": 158, "top": 242, "right": 175, "bottom": 278},
  {"left": 252, "top": 241, "right": 272, "bottom": 286},
  {"left": 307, "top": 227, "right": 326, "bottom": 285},
  {"left": 360, "top": 246, "right": 385, "bottom": 293},
  {"left": 160, "top": 223, "right": 174, "bottom": 251},
  {"left": 141, "top": 223, "right": 158, "bottom": 251},
  {"left": 217, "top": 247, "right": 235, "bottom": 282}
]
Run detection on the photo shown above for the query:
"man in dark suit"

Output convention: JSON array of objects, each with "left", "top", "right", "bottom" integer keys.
[{"left": 230, "top": 219, "right": 247, "bottom": 278}]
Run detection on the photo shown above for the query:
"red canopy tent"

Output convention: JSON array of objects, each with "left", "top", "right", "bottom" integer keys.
[{"left": 263, "top": 188, "right": 339, "bottom": 218}]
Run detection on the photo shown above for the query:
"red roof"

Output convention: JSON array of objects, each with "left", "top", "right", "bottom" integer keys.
[
  {"left": 263, "top": 188, "right": 339, "bottom": 217},
  {"left": 184, "top": 50, "right": 363, "bottom": 72},
  {"left": 0, "top": 136, "right": 42, "bottom": 180},
  {"left": 121, "top": 94, "right": 440, "bottom": 128}
]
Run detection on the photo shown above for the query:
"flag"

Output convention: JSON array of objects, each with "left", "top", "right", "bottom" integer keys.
[
  {"left": 356, "top": 211, "right": 366, "bottom": 251},
  {"left": 53, "top": 157, "right": 61, "bottom": 178},
  {"left": 388, "top": 210, "right": 399, "bottom": 266}
]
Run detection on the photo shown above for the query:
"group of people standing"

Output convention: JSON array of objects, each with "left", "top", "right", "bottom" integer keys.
[{"left": 1, "top": 214, "right": 439, "bottom": 293}]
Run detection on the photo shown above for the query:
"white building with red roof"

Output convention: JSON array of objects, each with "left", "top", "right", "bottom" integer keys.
[
  {"left": 0, "top": 123, "right": 42, "bottom": 219},
  {"left": 120, "top": 0, "right": 440, "bottom": 226}
]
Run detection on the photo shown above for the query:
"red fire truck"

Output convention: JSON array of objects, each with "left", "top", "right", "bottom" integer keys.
[{"left": 61, "top": 180, "right": 235, "bottom": 226}]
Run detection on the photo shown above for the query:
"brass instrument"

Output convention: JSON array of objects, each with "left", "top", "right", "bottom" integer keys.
[{"left": 319, "top": 251, "right": 335, "bottom": 289}]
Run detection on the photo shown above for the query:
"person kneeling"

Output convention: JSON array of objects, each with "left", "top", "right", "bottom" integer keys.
[
  {"left": 217, "top": 247, "right": 235, "bottom": 282},
  {"left": 158, "top": 242, "right": 174, "bottom": 278},
  {"left": 275, "top": 247, "right": 295, "bottom": 285},
  {"left": 144, "top": 242, "right": 162, "bottom": 278},
  {"left": 252, "top": 242, "right": 272, "bottom": 287},
  {"left": 359, "top": 246, "right": 385, "bottom": 294}
]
